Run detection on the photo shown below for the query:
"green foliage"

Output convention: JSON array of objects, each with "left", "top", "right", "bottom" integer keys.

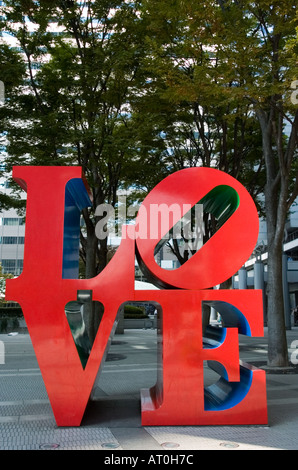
[
  {"left": 0, "top": 0, "right": 296, "bottom": 362},
  {"left": 138, "top": 0, "right": 297, "bottom": 199},
  {"left": 1, "top": 0, "right": 151, "bottom": 275},
  {"left": 124, "top": 304, "right": 147, "bottom": 318},
  {"left": 0, "top": 43, "right": 27, "bottom": 210},
  {"left": 0, "top": 0, "right": 297, "bottom": 276},
  {"left": 0, "top": 264, "right": 13, "bottom": 305},
  {"left": 129, "top": 2, "right": 269, "bottom": 202}
]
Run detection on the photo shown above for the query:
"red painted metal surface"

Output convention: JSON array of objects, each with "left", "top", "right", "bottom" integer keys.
[
  {"left": 135, "top": 167, "right": 259, "bottom": 290},
  {"left": 137, "top": 289, "right": 267, "bottom": 426},
  {"left": 5, "top": 166, "right": 267, "bottom": 426},
  {"left": 5, "top": 167, "right": 135, "bottom": 426}
]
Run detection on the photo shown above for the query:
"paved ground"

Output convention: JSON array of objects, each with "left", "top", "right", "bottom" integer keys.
[{"left": 0, "top": 326, "right": 298, "bottom": 451}]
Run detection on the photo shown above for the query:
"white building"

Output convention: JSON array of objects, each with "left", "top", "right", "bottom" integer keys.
[{"left": 0, "top": 180, "right": 25, "bottom": 276}]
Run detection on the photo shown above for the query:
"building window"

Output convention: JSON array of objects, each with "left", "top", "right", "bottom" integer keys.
[
  {"left": 0, "top": 259, "right": 23, "bottom": 275},
  {"left": 1, "top": 218, "right": 25, "bottom": 226},
  {"left": 0, "top": 236, "right": 24, "bottom": 244},
  {"left": 1, "top": 259, "right": 16, "bottom": 274},
  {"left": 16, "top": 259, "right": 23, "bottom": 275},
  {"left": 2, "top": 218, "right": 19, "bottom": 226},
  {"left": 0, "top": 236, "right": 18, "bottom": 244}
]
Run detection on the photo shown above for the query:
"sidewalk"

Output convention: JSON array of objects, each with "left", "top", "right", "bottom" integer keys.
[{"left": 0, "top": 327, "right": 298, "bottom": 450}]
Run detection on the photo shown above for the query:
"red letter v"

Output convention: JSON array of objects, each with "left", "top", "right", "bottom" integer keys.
[{"left": 5, "top": 167, "right": 135, "bottom": 426}]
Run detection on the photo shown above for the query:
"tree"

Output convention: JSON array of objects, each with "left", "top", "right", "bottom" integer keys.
[
  {"left": 139, "top": 0, "right": 298, "bottom": 366},
  {"left": 0, "top": 41, "right": 26, "bottom": 211},
  {"left": 1, "top": 1, "right": 297, "bottom": 365},
  {"left": 212, "top": 0, "right": 298, "bottom": 367},
  {"left": 247, "top": 2, "right": 298, "bottom": 367},
  {"left": 1, "top": 0, "right": 148, "bottom": 341},
  {"left": 135, "top": 0, "right": 265, "bottom": 264}
]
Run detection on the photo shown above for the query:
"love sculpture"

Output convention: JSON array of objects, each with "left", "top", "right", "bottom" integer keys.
[{"left": 5, "top": 166, "right": 268, "bottom": 427}]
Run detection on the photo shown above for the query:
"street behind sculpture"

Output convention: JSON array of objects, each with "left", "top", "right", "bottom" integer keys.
[{"left": 5, "top": 166, "right": 268, "bottom": 426}]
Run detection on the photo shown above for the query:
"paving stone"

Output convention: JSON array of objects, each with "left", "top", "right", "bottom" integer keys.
[{"left": 1, "top": 329, "right": 298, "bottom": 450}]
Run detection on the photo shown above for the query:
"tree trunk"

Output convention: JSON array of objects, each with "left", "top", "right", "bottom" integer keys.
[
  {"left": 84, "top": 226, "right": 106, "bottom": 344},
  {"left": 265, "top": 182, "right": 289, "bottom": 367},
  {"left": 85, "top": 230, "right": 98, "bottom": 279},
  {"left": 256, "top": 106, "right": 290, "bottom": 368},
  {"left": 266, "top": 241, "right": 289, "bottom": 367}
]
